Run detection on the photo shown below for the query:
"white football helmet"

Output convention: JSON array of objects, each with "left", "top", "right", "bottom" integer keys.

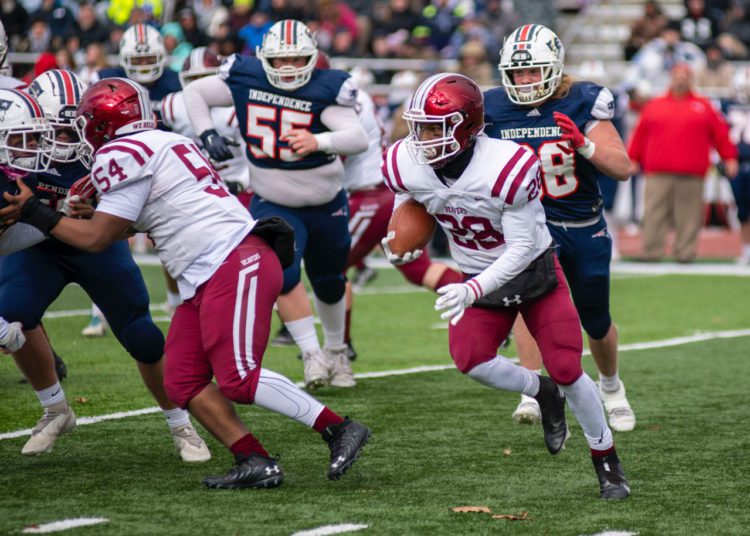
[
  {"left": 0, "top": 89, "right": 53, "bottom": 173},
  {"left": 28, "top": 69, "right": 87, "bottom": 163},
  {"left": 256, "top": 19, "right": 318, "bottom": 91},
  {"left": 0, "top": 20, "right": 10, "bottom": 77},
  {"left": 119, "top": 24, "right": 166, "bottom": 84},
  {"left": 498, "top": 24, "right": 565, "bottom": 105},
  {"left": 179, "top": 46, "right": 221, "bottom": 88}
]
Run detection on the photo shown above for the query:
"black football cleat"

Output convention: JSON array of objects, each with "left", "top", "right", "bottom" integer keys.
[
  {"left": 202, "top": 454, "right": 284, "bottom": 489},
  {"left": 534, "top": 376, "right": 568, "bottom": 455},
  {"left": 593, "top": 451, "right": 631, "bottom": 500},
  {"left": 270, "top": 325, "right": 294, "bottom": 347},
  {"left": 322, "top": 418, "right": 371, "bottom": 481},
  {"left": 346, "top": 340, "right": 358, "bottom": 361},
  {"left": 53, "top": 351, "right": 68, "bottom": 381}
]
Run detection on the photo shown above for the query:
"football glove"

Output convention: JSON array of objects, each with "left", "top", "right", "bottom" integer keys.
[
  {"left": 380, "top": 233, "right": 423, "bottom": 266},
  {"left": 0, "top": 321, "right": 25, "bottom": 353},
  {"left": 553, "top": 111, "right": 586, "bottom": 150},
  {"left": 434, "top": 283, "right": 477, "bottom": 326},
  {"left": 200, "top": 129, "right": 234, "bottom": 162}
]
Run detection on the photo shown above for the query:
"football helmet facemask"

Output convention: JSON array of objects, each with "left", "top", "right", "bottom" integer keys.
[
  {"left": 179, "top": 46, "right": 221, "bottom": 88},
  {"left": 498, "top": 24, "right": 565, "bottom": 105},
  {"left": 74, "top": 78, "right": 156, "bottom": 167},
  {"left": 119, "top": 24, "right": 167, "bottom": 84},
  {"left": 402, "top": 73, "right": 485, "bottom": 168},
  {"left": 28, "top": 69, "right": 87, "bottom": 163},
  {"left": 256, "top": 19, "right": 319, "bottom": 91},
  {"left": 0, "top": 89, "right": 54, "bottom": 173}
]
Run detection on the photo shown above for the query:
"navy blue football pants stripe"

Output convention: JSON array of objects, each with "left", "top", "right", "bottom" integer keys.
[
  {"left": 548, "top": 217, "right": 613, "bottom": 340},
  {"left": 250, "top": 189, "right": 351, "bottom": 302}
]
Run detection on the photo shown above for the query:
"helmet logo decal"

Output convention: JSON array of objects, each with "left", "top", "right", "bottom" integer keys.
[{"left": 0, "top": 99, "right": 12, "bottom": 117}]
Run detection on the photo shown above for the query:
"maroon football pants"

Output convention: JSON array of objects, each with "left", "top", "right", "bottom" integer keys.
[
  {"left": 164, "top": 233, "right": 283, "bottom": 408},
  {"left": 449, "top": 257, "right": 583, "bottom": 386}
]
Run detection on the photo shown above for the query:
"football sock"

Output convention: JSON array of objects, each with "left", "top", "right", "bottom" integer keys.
[
  {"left": 599, "top": 372, "right": 621, "bottom": 393},
  {"left": 743, "top": 244, "right": 750, "bottom": 258},
  {"left": 466, "top": 355, "right": 540, "bottom": 395},
  {"left": 162, "top": 407, "right": 191, "bottom": 429},
  {"left": 231, "top": 433, "right": 269, "bottom": 461},
  {"left": 313, "top": 294, "right": 346, "bottom": 348},
  {"left": 435, "top": 266, "right": 462, "bottom": 288},
  {"left": 558, "top": 373, "right": 614, "bottom": 452},
  {"left": 254, "top": 368, "right": 325, "bottom": 428},
  {"left": 313, "top": 407, "right": 344, "bottom": 434},
  {"left": 91, "top": 302, "right": 104, "bottom": 320},
  {"left": 35, "top": 381, "right": 65, "bottom": 408},
  {"left": 285, "top": 316, "right": 321, "bottom": 354}
]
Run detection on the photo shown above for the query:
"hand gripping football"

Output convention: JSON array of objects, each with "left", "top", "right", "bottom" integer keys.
[{"left": 385, "top": 199, "right": 437, "bottom": 257}]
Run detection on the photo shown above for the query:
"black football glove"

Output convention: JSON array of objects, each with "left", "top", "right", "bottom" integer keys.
[{"left": 200, "top": 129, "right": 233, "bottom": 162}]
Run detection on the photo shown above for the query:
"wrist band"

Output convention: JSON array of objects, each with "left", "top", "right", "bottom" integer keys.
[{"left": 577, "top": 138, "right": 596, "bottom": 159}]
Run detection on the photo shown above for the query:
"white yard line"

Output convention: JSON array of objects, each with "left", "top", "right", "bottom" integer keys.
[
  {"left": 290, "top": 524, "right": 369, "bottom": 536},
  {"left": 2, "top": 328, "right": 749, "bottom": 441},
  {"left": 22, "top": 518, "right": 109, "bottom": 533},
  {"left": 581, "top": 532, "right": 637, "bottom": 536}
]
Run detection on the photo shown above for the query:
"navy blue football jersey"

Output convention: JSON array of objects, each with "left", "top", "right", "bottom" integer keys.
[
  {"left": 720, "top": 99, "right": 750, "bottom": 163},
  {"left": 219, "top": 55, "right": 358, "bottom": 171},
  {"left": 26, "top": 161, "right": 90, "bottom": 254},
  {"left": 484, "top": 81, "right": 615, "bottom": 222}
]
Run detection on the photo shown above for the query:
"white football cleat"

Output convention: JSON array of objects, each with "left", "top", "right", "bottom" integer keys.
[
  {"left": 22, "top": 402, "right": 76, "bottom": 455},
  {"left": 81, "top": 315, "right": 107, "bottom": 337},
  {"left": 327, "top": 345, "right": 356, "bottom": 388},
  {"left": 512, "top": 394, "right": 541, "bottom": 425},
  {"left": 171, "top": 424, "right": 211, "bottom": 462},
  {"left": 599, "top": 380, "right": 636, "bottom": 432},
  {"left": 302, "top": 348, "right": 330, "bottom": 391}
]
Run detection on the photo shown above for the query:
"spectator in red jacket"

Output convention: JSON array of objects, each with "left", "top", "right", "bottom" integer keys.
[{"left": 628, "top": 63, "right": 738, "bottom": 262}]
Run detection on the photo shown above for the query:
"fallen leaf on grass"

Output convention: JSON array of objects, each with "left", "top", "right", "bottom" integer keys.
[
  {"left": 450, "top": 506, "right": 492, "bottom": 514},
  {"left": 502, "top": 448, "right": 512, "bottom": 457},
  {"left": 75, "top": 397, "right": 89, "bottom": 404},
  {"left": 492, "top": 511, "right": 532, "bottom": 521}
]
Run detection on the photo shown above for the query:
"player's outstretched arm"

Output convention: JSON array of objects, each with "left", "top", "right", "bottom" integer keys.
[
  {"left": 0, "top": 178, "right": 133, "bottom": 253},
  {"left": 183, "top": 75, "right": 234, "bottom": 139}
]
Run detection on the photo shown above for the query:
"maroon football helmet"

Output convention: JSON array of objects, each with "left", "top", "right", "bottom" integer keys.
[
  {"left": 179, "top": 46, "right": 222, "bottom": 88},
  {"left": 402, "top": 73, "right": 484, "bottom": 168},
  {"left": 74, "top": 77, "right": 156, "bottom": 167},
  {"left": 315, "top": 51, "right": 330, "bottom": 70}
]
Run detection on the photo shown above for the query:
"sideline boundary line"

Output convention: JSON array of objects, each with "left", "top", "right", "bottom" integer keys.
[{"left": 2, "top": 328, "right": 749, "bottom": 441}]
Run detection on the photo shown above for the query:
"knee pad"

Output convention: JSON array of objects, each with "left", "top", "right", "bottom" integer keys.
[
  {"left": 310, "top": 274, "right": 345, "bottom": 304},
  {"left": 119, "top": 315, "right": 165, "bottom": 364},
  {"left": 581, "top": 312, "right": 612, "bottom": 341}
]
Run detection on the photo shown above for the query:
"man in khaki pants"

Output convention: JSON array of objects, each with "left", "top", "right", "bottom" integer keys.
[{"left": 628, "top": 64, "right": 738, "bottom": 262}]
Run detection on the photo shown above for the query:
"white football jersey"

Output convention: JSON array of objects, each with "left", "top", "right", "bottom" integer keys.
[
  {"left": 160, "top": 91, "right": 250, "bottom": 190},
  {"left": 92, "top": 130, "right": 255, "bottom": 298},
  {"left": 343, "top": 89, "right": 385, "bottom": 192},
  {"left": 0, "top": 75, "right": 25, "bottom": 90},
  {"left": 383, "top": 135, "right": 552, "bottom": 284}
]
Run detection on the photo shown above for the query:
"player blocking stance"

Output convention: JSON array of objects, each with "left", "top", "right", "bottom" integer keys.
[
  {"left": 184, "top": 20, "right": 369, "bottom": 390},
  {"left": 384, "top": 73, "right": 629, "bottom": 499},
  {"left": 0, "top": 78, "right": 370, "bottom": 489},
  {"left": 485, "top": 25, "right": 635, "bottom": 431}
]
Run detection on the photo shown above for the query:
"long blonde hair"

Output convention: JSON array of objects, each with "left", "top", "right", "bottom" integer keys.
[{"left": 551, "top": 74, "right": 574, "bottom": 100}]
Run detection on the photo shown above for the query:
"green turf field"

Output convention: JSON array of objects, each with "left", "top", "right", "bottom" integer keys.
[{"left": 1, "top": 264, "right": 749, "bottom": 535}]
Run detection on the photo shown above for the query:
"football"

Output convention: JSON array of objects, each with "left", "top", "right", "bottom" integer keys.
[{"left": 386, "top": 199, "right": 437, "bottom": 256}]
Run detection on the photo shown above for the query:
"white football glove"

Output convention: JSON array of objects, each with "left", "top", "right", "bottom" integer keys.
[
  {"left": 434, "top": 283, "right": 477, "bottom": 326},
  {"left": 62, "top": 194, "right": 82, "bottom": 217},
  {"left": 380, "top": 232, "right": 423, "bottom": 266},
  {"left": 0, "top": 321, "right": 25, "bottom": 353}
]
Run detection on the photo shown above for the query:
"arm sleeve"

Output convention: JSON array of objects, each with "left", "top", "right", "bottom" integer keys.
[
  {"left": 0, "top": 223, "right": 46, "bottom": 255},
  {"left": 182, "top": 75, "right": 234, "bottom": 137},
  {"left": 470, "top": 198, "right": 548, "bottom": 295},
  {"left": 315, "top": 105, "right": 369, "bottom": 155},
  {"left": 95, "top": 178, "right": 150, "bottom": 222}
]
